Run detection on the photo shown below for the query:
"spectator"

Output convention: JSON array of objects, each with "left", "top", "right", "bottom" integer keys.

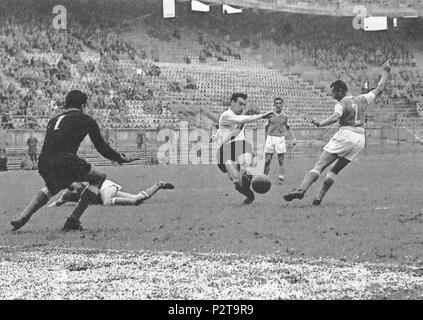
[
  {"left": 0, "top": 149, "right": 7, "bottom": 171},
  {"left": 27, "top": 131, "right": 38, "bottom": 165},
  {"left": 151, "top": 46, "right": 160, "bottom": 63},
  {"left": 183, "top": 55, "right": 191, "bottom": 64},
  {"left": 199, "top": 50, "right": 207, "bottom": 63}
]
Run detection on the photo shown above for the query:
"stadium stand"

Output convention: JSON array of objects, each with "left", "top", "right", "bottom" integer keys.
[{"left": 1, "top": 0, "right": 423, "bottom": 168}]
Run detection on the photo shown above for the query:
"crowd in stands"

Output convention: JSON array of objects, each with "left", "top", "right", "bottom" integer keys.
[
  {"left": 199, "top": 38, "right": 241, "bottom": 63},
  {"left": 183, "top": 8, "right": 423, "bottom": 105},
  {"left": 0, "top": 0, "right": 181, "bottom": 129},
  {"left": 1, "top": 0, "right": 423, "bottom": 131},
  {"left": 285, "top": 0, "right": 422, "bottom": 8}
]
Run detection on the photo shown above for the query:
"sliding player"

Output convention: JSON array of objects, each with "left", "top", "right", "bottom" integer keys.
[
  {"left": 263, "top": 97, "right": 296, "bottom": 184},
  {"left": 216, "top": 93, "right": 274, "bottom": 204},
  {"left": 284, "top": 60, "right": 391, "bottom": 205},
  {"left": 11, "top": 90, "right": 133, "bottom": 231},
  {"left": 48, "top": 180, "right": 174, "bottom": 207}
]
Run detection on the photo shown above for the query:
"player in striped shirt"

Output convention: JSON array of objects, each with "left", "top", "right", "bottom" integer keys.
[
  {"left": 264, "top": 97, "right": 296, "bottom": 184},
  {"left": 284, "top": 60, "right": 391, "bottom": 205}
]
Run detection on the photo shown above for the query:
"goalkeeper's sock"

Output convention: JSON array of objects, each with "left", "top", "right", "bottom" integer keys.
[
  {"left": 69, "top": 185, "right": 99, "bottom": 221},
  {"left": 12, "top": 188, "right": 50, "bottom": 230}
]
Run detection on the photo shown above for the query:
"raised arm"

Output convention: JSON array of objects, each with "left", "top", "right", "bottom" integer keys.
[{"left": 371, "top": 59, "right": 391, "bottom": 98}]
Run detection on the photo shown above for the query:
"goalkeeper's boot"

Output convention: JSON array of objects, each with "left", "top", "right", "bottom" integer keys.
[
  {"left": 11, "top": 216, "right": 31, "bottom": 231},
  {"left": 62, "top": 217, "right": 83, "bottom": 231}
]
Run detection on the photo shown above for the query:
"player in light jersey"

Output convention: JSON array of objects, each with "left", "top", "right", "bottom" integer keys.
[
  {"left": 216, "top": 93, "right": 274, "bottom": 204},
  {"left": 48, "top": 179, "right": 174, "bottom": 207},
  {"left": 284, "top": 60, "right": 391, "bottom": 204},
  {"left": 264, "top": 97, "right": 296, "bottom": 184}
]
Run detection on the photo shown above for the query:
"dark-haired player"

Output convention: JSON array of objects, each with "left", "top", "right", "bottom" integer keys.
[
  {"left": 284, "top": 60, "right": 391, "bottom": 205},
  {"left": 216, "top": 93, "right": 274, "bottom": 204},
  {"left": 263, "top": 97, "right": 296, "bottom": 184},
  {"left": 11, "top": 90, "right": 133, "bottom": 231}
]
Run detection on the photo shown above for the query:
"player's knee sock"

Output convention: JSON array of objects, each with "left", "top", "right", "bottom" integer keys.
[
  {"left": 241, "top": 172, "right": 253, "bottom": 190},
  {"left": 264, "top": 161, "right": 271, "bottom": 175},
  {"left": 111, "top": 197, "right": 137, "bottom": 206},
  {"left": 132, "top": 191, "right": 149, "bottom": 206},
  {"left": 16, "top": 187, "right": 50, "bottom": 223},
  {"left": 316, "top": 172, "right": 336, "bottom": 201},
  {"left": 298, "top": 169, "right": 320, "bottom": 193},
  {"left": 142, "top": 183, "right": 162, "bottom": 199},
  {"left": 69, "top": 185, "right": 99, "bottom": 221},
  {"left": 278, "top": 165, "right": 285, "bottom": 180}
]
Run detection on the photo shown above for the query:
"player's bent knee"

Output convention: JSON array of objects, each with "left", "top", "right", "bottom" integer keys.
[
  {"left": 40, "top": 187, "right": 51, "bottom": 199},
  {"left": 103, "top": 198, "right": 114, "bottom": 206},
  {"left": 238, "top": 153, "right": 253, "bottom": 168},
  {"left": 85, "top": 169, "right": 106, "bottom": 188},
  {"left": 326, "top": 171, "right": 337, "bottom": 181},
  {"left": 232, "top": 178, "right": 242, "bottom": 189}
]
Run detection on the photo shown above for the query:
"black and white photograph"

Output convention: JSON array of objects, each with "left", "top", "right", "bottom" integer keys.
[{"left": 0, "top": 0, "right": 423, "bottom": 304}]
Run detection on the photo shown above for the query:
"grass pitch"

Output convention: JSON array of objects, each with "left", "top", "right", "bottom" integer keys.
[{"left": 1, "top": 153, "right": 423, "bottom": 299}]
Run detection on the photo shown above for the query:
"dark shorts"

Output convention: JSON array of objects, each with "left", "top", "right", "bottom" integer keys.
[
  {"left": 38, "top": 153, "right": 92, "bottom": 196},
  {"left": 216, "top": 140, "right": 253, "bottom": 173},
  {"left": 29, "top": 152, "right": 37, "bottom": 162}
]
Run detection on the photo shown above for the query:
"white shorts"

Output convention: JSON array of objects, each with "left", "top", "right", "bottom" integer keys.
[
  {"left": 323, "top": 127, "right": 365, "bottom": 161},
  {"left": 100, "top": 179, "right": 122, "bottom": 205},
  {"left": 264, "top": 135, "right": 286, "bottom": 154}
]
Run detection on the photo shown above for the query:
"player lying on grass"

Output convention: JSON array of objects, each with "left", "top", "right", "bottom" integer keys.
[
  {"left": 11, "top": 90, "right": 135, "bottom": 232},
  {"left": 216, "top": 93, "right": 274, "bottom": 204},
  {"left": 48, "top": 179, "right": 174, "bottom": 207},
  {"left": 284, "top": 60, "right": 391, "bottom": 205}
]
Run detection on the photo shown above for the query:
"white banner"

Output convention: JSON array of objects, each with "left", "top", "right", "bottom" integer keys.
[
  {"left": 223, "top": 4, "right": 243, "bottom": 14},
  {"left": 163, "top": 0, "right": 175, "bottom": 18},
  {"left": 191, "top": 0, "right": 210, "bottom": 12},
  {"left": 364, "top": 17, "right": 387, "bottom": 31}
]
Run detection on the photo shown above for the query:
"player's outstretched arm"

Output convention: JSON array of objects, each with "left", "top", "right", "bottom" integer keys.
[
  {"left": 225, "top": 111, "right": 274, "bottom": 125},
  {"left": 371, "top": 59, "right": 391, "bottom": 98},
  {"left": 87, "top": 118, "right": 128, "bottom": 164},
  {"left": 312, "top": 113, "right": 341, "bottom": 128}
]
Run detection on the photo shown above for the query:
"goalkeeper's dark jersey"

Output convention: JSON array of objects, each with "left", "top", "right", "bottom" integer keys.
[{"left": 41, "top": 108, "right": 122, "bottom": 162}]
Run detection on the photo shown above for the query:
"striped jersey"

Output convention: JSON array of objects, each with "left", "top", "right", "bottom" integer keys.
[{"left": 266, "top": 112, "right": 289, "bottom": 137}]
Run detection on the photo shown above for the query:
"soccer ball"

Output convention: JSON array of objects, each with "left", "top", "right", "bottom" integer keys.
[{"left": 251, "top": 174, "right": 272, "bottom": 194}]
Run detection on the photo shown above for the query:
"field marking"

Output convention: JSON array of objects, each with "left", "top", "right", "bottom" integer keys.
[{"left": 1, "top": 246, "right": 422, "bottom": 299}]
